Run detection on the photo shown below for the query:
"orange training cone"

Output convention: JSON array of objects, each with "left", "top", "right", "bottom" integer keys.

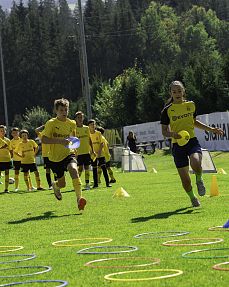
[{"left": 210, "top": 175, "right": 219, "bottom": 197}]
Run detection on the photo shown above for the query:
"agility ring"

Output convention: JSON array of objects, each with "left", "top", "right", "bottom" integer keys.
[
  {"left": 84, "top": 257, "right": 160, "bottom": 268},
  {"left": 77, "top": 245, "right": 138, "bottom": 255},
  {"left": 52, "top": 237, "right": 113, "bottom": 247},
  {"left": 0, "top": 246, "right": 24, "bottom": 253},
  {"left": 0, "top": 254, "right": 36, "bottom": 264},
  {"left": 0, "top": 280, "right": 68, "bottom": 286},
  {"left": 182, "top": 248, "right": 229, "bottom": 259},
  {"left": 213, "top": 262, "right": 229, "bottom": 271},
  {"left": 208, "top": 226, "right": 229, "bottom": 231},
  {"left": 104, "top": 268, "right": 183, "bottom": 282},
  {"left": 0, "top": 266, "right": 51, "bottom": 278},
  {"left": 162, "top": 238, "right": 224, "bottom": 246},
  {"left": 134, "top": 231, "right": 189, "bottom": 239}
]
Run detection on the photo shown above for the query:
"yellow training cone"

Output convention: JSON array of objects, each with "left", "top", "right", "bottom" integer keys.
[
  {"left": 217, "top": 168, "right": 227, "bottom": 175},
  {"left": 152, "top": 168, "right": 158, "bottom": 173},
  {"left": 210, "top": 175, "right": 219, "bottom": 197},
  {"left": 113, "top": 187, "right": 130, "bottom": 198}
]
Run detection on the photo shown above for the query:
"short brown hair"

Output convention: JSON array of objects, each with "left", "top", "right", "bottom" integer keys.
[
  {"left": 75, "top": 111, "right": 84, "bottom": 117},
  {"left": 54, "top": 98, "right": 69, "bottom": 110},
  {"left": 20, "top": 129, "right": 29, "bottom": 136},
  {"left": 11, "top": 127, "right": 19, "bottom": 132}
]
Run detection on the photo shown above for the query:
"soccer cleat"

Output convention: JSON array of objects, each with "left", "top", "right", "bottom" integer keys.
[
  {"left": 30, "top": 186, "right": 36, "bottom": 191},
  {"left": 52, "top": 182, "right": 62, "bottom": 201},
  {"left": 37, "top": 187, "right": 45, "bottom": 191},
  {"left": 109, "top": 179, "right": 116, "bottom": 183},
  {"left": 191, "top": 197, "right": 201, "bottom": 207},
  {"left": 106, "top": 184, "right": 112, "bottom": 188},
  {"left": 48, "top": 186, "right": 53, "bottom": 190},
  {"left": 93, "top": 185, "right": 98, "bottom": 189},
  {"left": 85, "top": 184, "right": 90, "bottom": 190},
  {"left": 78, "top": 197, "right": 87, "bottom": 210},
  {"left": 196, "top": 180, "right": 206, "bottom": 196},
  {"left": 4, "top": 189, "right": 9, "bottom": 193},
  {"left": 15, "top": 188, "right": 19, "bottom": 192}
]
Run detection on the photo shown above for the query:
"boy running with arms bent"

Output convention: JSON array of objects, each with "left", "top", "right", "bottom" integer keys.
[{"left": 41, "top": 98, "right": 86, "bottom": 211}]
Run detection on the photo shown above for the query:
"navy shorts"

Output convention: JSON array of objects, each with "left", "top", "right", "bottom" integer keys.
[
  {"left": 49, "top": 154, "right": 77, "bottom": 179},
  {"left": 43, "top": 157, "right": 51, "bottom": 169},
  {"left": 172, "top": 137, "right": 202, "bottom": 168},
  {"left": 0, "top": 161, "right": 13, "bottom": 171},
  {"left": 13, "top": 161, "right": 21, "bottom": 171},
  {"left": 77, "top": 154, "right": 91, "bottom": 166},
  {"left": 21, "top": 163, "right": 38, "bottom": 173}
]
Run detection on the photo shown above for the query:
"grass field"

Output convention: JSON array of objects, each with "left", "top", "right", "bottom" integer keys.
[{"left": 0, "top": 150, "right": 228, "bottom": 286}]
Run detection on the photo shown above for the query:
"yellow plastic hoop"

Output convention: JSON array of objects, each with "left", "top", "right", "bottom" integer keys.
[
  {"left": 85, "top": 257, "right": 160, "bottom": 268},
  {"left": 52, "top": 237, "right": 113, "bottom": 247},
  {"left": 104, "top": 269, "right": 183, "bottom": 282},
  {"left": 162, "top": 238, "right": 224, "bottom": 246},
  {"left": 0, "top": 246, "right": 24, "bottom": 253},
  {"left": 208, "top": 226, "right": 229, "bottom": 231}
]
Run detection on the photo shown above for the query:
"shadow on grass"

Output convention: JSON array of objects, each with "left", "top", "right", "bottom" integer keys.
[
  {"left": 8, "top": 210, "right": 81, "bottom": 224},
  {"left": 131, "top": 207, "right": 201, "bottom": 223}
]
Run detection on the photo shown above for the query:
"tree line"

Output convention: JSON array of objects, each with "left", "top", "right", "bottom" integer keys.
[{"left": 0, "top": 0, "right": 228, "bottom": 129}]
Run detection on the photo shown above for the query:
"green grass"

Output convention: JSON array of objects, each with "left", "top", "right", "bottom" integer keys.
[{"left": 0, "top": 150, "right": 229, "bottom": 286}]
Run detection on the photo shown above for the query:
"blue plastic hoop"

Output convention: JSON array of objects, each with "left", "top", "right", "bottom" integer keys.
[
  {"left": 77, "top": 245, "right": 138, "bottom": 255},
  {"left": 0, "top": 266, "right": 51, "bottom": 278},
  {"left": 0, "top": 280, "right": 68, "bottom": 286},
  {"left": 0, "top": 254, "right": 36, "bottom": 264}
]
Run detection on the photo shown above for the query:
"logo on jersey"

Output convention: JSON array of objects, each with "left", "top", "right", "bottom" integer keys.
[{"left": 172, "top": 112, "right": 193, "bottom": 121}]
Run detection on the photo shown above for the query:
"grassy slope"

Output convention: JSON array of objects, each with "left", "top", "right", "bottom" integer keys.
[{"left": 0, "top": 150, "right": 228, "bottom": 286}]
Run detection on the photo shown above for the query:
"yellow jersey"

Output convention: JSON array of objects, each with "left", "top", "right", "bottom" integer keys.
[
  {"left": 102, "top": 135, "right": 111, "bottom": 162},
  {"left": 10, "top": 138, "right": 22, "bottom": 161},
  {"left": 0, "top": 137, "right": 11, "bottom": 162},
  {"left": 38, "top": 131, "right": 50, "bottom": 158},
  {"left": 15, "top": 140, "right": 38, "bottom": 164},
  {"left": 75, "top": 125, "right": 91, "bottom": 155},
  {"left": 42, "top": 117, "right": 76, "bottom": 162},
  {"left": 160, "top": 101, "right": 196, "bottom": 144},
  {"left": 90, "top": 130, "right": 104, "bottom": 157}
]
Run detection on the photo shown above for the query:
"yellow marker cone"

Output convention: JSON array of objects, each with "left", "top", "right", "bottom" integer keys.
[
  {"left": 152, "top": 168, "right": 158, "bottom": 173},
  {"left": 210, "top": 175, "right": 219, "bottom": 197},
  {"left": 217, "top": 168, "right": 227, "bottom": 175},
  {"left": 113, "top": 187, "right": 130, "bottom": 198}
]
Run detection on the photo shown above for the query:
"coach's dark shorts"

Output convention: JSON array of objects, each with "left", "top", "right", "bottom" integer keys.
[
  {"left": 43, "top": 157, "right": 51, "bottom": 169},
  {"left": 49, "top": 154, "right": 77, "bottom": 179},
  {"left": 77, "top": 154, "right": 91, "bottom": 166},
  {"left": 172, "top": 137, "right": 202, "bottom": 168},
  {"left": 13, "top": 161, "right": 21, "bottom": 171},
  {"left": 0, "top": 161, "right": 13, "bottom": 171},
  {"left": 21, "top": 163, "right": 38, "bottom": 173},
  {"left": 106, "top": 161, "right": 111, "bottom": 168}
]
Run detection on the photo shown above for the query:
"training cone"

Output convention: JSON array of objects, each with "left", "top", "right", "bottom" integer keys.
[
  {"left": 217, "top": 168, "right": 227, "bottom": 175},
  {"left": 210, "top": 175, "right": 219, "bottom": 197},
  {"left": 223, "top": 220, "right": 229, "bottom": 228},
  {"left": 152, "top": 168, "right": 158, "bottom": 173},
  {"left": 113, "top": 187, "right": 130, "bottom": 198}
]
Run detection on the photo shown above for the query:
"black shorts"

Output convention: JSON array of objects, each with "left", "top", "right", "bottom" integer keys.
[
  {"left": 172, "top": 137, "right": 202, "bottom": 168},
  {"left": 0, "top": 161, "right": 13, "bottom": 171},
  {"left": 77, "top": 154, "right": 91, "bottom": 166},
  {"left": 91, "top": 157, "right": 106, "bottom": 167},
  {"left": 21, "top": 163, "right": 38, "bottom": 173},
  {"left": 49, "top": 154, "right": 77, "bottom": 179},
  {"left": 13, "top": 161, "right": 21, "bottom": 171},
  {"left": 43, "top": 157, "right": 51, "bottom": 169}
]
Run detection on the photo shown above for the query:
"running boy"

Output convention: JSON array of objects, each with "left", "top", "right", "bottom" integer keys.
[
  {"left": 41, "top": 98, "right": 86, "bottom": 210},
  {"left": 15, "top": 130, "right": 44, "bottom": 191},
  {"left": 160, "top": 81, "right": 224, "bottom": 207},
  {"left": 0, "top": 125, "right": 12, "bottom": 193},
  {"left": 88, "top": 119, "right": 111, "bottom": 188},
  {"left": 10, "top": 127, "right": 22, "bottom": 191},
  {"left": 75, "top": 111, "right": 95, "bottom": 190},
  {"left": 96, "top": 126, "right": 116, "bottom": 184}
]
